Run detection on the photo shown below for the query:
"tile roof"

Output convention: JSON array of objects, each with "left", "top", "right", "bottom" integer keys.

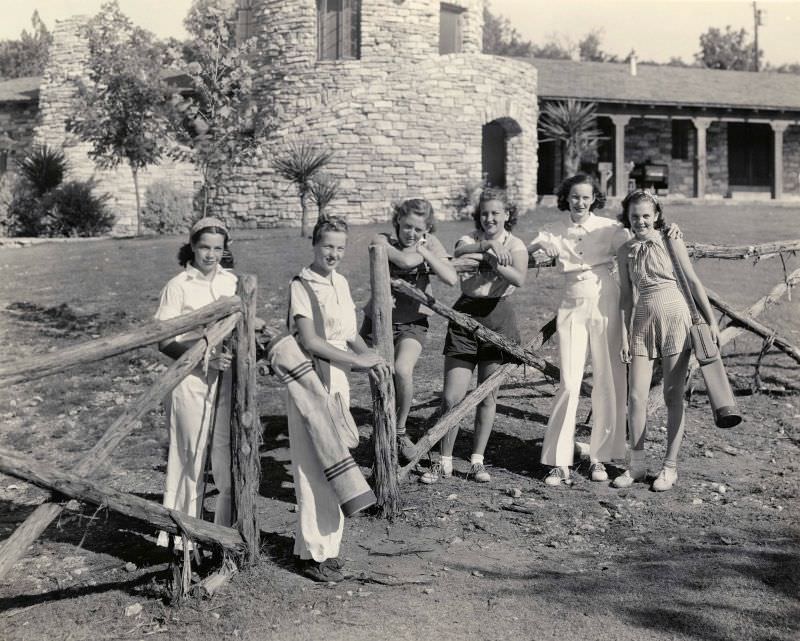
[
  {"left": 0, "top": 76, "right": 41, "bottom": 103},
  {"left": 527, "top": 57, "right": 800, "bottom": 112}
]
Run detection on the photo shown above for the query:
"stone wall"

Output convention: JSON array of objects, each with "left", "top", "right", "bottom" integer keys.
[
  {"left": 217, "top": 0, "right": 537, "bottom": 227},
  {"left": 33, "top": 16, "right": 198, "bottom": 236},
  {"left": 783, "top": 125, "right": 800, "bottom": 195},
  {"left": 623, "top": 118, "right": 693, "bottom": 197},
  {"left": 706, "top": 121, "right": 728, "bottom": 197}
]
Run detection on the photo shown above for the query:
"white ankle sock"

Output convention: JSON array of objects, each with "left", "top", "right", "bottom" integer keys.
[
  {"left": 440, "top": 455, "right": 453, "bottom": 473},
  {"left": 470, "top": 454, "right": 484, "bottom": 465}
]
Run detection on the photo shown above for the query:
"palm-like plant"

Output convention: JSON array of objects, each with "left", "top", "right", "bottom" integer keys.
[
  {"left": 16, "top": 146, "right": 67, "bottom": 196},
  {"left": 308, "top": 173, "right": 340, "bottom": 223},
  {"left": 272, "top": 142, "right": 334, "bottom": 236},
  {"left": 538, "top": 99, "right": 605, "bottom": 177}
]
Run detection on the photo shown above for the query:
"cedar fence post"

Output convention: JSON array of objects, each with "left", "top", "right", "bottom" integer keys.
[
  {"left": 231, "top": 275, "right": 261, "bottom": 565},
  {"left": 368, "top": 244, "right": 402, "bottom": 518}
]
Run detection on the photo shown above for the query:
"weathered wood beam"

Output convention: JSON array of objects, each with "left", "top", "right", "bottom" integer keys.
[
  {"left": 230, "top": 275, "right": 260, "bottom": 565},
  {"left": 390, "top": 278, "right": 588, "bottom": 394},
  {"left": 706, "top": 287, "right": 800, "bottom": 364},
  {"left": 0, "top": 313, "right": 241, "bottom": 581},
  {"left": 398, "top": 317, "right": 558, "bottom": 481},
  {"left": 369, "top": 245, "right": 401, "bottom": 518},
  {"left": 0, "top": 297, "right": 241, "bottom": 385},
  {"left": 0, "top": 448, "right": 245, "bottom": 553}
]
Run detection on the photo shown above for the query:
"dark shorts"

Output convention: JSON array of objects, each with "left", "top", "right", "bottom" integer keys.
[
  {"left": 443, "top": 295, "right": 521, "bottom": 364},
  {"left": 359, "top": 316, "right": 429, "bottom": 347}
]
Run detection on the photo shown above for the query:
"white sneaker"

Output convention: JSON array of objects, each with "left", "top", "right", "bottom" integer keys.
[
  {"left": 589, "top": 462, "right": 608, "bottom": 482},
  {"left": 652, "top": 466, "right": 678, "bottom": 492},
  {"left": 419, "top": 461, "right": 452, "bottom": 484},
  {"left": 544, "top": 467, "right": 572, "bottom": 487}
]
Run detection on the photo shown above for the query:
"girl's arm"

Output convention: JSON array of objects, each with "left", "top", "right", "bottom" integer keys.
[
  {"left": 672, "top": 238, "right": 721, "bottom": 343},
  {"left": 488, "top": 248, "right": 528, "bottom": 288},
  {"left": 295, "top": 315, "right": 382, "bottom": 369},
  {"left": 158, "top": 338, "right": 232, "bottom": 371},
  {"left": 371, "top": 234, "right": 424, "bottom": 270},
  {"left": 418, "top": 236, "right": 457, "bottom": 286},
  {"left": 454, "top": 237, "right": 513, "bottom": 266},
  {"left": 617, "top": 245, "right": 634, "bottom": 363},
  {"left": 348, "top": 331, "right": 393, "bottom": 381},
  {"left": 528, "top": 237, "right": 559, "bottom": 258}
]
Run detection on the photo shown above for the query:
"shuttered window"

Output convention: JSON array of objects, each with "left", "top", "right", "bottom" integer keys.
[
  {"left": 236, "top": 0, "right": 255, "bottom": 43},
  {"left": 318, "top": 0, "right": 360, "bottom": 60},
  {"left": 439, "top": 3, "right": 463, "bottom": 54}
]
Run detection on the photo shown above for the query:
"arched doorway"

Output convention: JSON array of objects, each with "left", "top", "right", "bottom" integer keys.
[{"left": 482, "top": 117, "right": 522, "bottom": 189}]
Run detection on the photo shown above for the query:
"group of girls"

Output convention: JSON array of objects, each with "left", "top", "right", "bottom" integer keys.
[{"left": 154, "top": 174, "right": 718, "bottom": 582}]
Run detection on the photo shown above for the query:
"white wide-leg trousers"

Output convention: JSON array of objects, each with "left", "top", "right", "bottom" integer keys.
[{"left": 540, "top": 273, "right": 627, "bottom": 467}]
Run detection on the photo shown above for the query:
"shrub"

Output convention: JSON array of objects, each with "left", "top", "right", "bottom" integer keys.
[
  {"left": 16, "top": 145, "right": 66, "bottom": 196},
  {"left": 6, "top": 183, "right": 51, "bottom": 236},
  {"left": 141, "top": 180, "right": 193, "bottom": 234},
  {"left": 0, "top": 172, "right": 21, "bottom": 236},
  {"left": 453, "top": 176, "right": 486, "bottom": 219},
  {"left": 46, "top": 180, "right": 115, "bottom": 237}
]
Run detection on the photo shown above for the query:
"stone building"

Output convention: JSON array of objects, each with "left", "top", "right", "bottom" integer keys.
[
  {"left": 223, "top": 0, "right": 538, "bottom": 227},
  {"left": 533, "top": 57, "right": 800, "bottom": 200}
]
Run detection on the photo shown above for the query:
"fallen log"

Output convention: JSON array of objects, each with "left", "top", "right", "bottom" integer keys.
[
  {"left": 0, "top": 313, "right": 241, "bottom": 581},
  {"left": 0, "top": 297, "right": 241, "bottom": 386},
  {"left": 390, "top": 279, "right": 571, "bottom": 385},
  {"left": 0, "top": 448, "right": 245, "bottom": 554},
  {"left": 398, "top": 317, "right": 559, "bottom": 481},
  {"left": 646, "top": 267, "right": 800, "bottom": 416},
  {"left": 706, "top": 288, "right": 800, "bottom": 365}
]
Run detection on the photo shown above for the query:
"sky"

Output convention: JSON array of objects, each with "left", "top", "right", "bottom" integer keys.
[{"left": 1, "top": 0, "right": 798, "bottom": 66}]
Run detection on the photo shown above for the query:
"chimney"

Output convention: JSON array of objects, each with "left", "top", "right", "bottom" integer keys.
[{"left": 629, "top": 50, "right": 638, "bottom": 76}]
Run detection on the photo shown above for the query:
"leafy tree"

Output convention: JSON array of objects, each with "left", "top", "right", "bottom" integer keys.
[
  {"left": 483, "top": 5, "right": 534, "bottom": 57},
  {"left": 533, "top": 39, "right": 572, "bottom": 61},
  {"left": 578, "top": 29, "right": 618, "bottom": 63},
  {"left": 272, "top": 143, "right": 334, "bottom": 237},
  {"left": 169, "top": 0, "right": 271, "bottom": 218},
  {"left": 0, "top": 11, "right": 52, "bottom": 80},
  {"left": 695, "top": 26, "right": 760, "bottom": 71},
  {"left": 538, "top": 100, "right": 605, "bottom": 176},
  {"left": 66, "top": 1, "right": 171, "bottom": 235}
]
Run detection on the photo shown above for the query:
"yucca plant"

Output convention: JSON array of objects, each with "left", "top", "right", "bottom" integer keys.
[
  {"left": 308, "top": 173, "right": 340, "bottom": 223},
  {"left": 272, "top": 142, "right": 334, "bottom": 237},
  {"left": 538, "top": 99, "right": 605, "bottom": 176},
  {"left": 16, "top": 145, "right": 67, "bottom": 196}
]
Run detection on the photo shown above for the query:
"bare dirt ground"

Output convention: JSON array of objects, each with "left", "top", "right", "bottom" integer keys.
[{"left": 0, "top": 206, "right": 798, "bottom": 641}]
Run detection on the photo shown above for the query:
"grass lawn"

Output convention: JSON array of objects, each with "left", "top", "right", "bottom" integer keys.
[{"left": 0, "top": 202, "right": 798, "bottom": 641}]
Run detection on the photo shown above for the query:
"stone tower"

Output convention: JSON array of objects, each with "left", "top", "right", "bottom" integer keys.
[{"left": 223, "top": 0, "right": 538, "bottom": 227}]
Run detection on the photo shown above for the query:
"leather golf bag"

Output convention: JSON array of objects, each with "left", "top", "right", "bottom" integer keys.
[{"left": 663, "top": 233, "right": 742, "bottom": 429}]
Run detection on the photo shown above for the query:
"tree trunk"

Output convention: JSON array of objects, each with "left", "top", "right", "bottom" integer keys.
[
  {"left": 300, "top": 189, "right": 311, "bottom": 238},
  {"left": 131, "top": 165, "right": 142, "bottom": 236}
]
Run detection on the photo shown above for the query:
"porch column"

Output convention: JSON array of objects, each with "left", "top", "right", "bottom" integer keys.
[
  {"left": 770, "top": 121, "right": 790, "bottom": 200},
  {"left": 692, "top": 117, "right": 713, "bottom": 198},
  {"left": 610, "top": 115, "right": 631, "bottom": 196}
]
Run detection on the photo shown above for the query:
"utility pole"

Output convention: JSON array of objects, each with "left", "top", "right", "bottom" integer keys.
[{"left": 753, "top": 1, "right": 765, "bottom": 71}]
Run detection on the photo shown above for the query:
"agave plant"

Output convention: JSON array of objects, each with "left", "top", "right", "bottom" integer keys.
[
  {"left": 538, "top": 99, "right": 605, "bottom": 176},
  {"left": 308, "top": 173, "right": 340, "bottom": 223},
  {"left": 272, "top": 142, "right": 334, "bottom": 236},
  {"left": 16, "top": 145, "right": 67, "bottom": 196}
]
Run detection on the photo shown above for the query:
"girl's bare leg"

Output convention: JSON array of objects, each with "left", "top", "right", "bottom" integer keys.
[
  {"left": 439, "top": 356, "right": 475, "bottom": 457},
  {"left": 394, "top": 337, "right": 424, "bottom": 434},
  {"left": 661, "top": 349, "right": 691, "bottom": 464},
  {"left": 471, "top": 360, "right": 502, "bottom": 457},
  {"left": 627, "top": 355, "right": 655, "bottom": 452}
]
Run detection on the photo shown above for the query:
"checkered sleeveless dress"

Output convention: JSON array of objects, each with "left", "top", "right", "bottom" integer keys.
[{"left": 627, "top": 235, "right": 691, "bottom": 358}]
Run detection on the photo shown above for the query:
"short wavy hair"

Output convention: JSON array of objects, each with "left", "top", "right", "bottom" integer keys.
[
  {"left": 556, "top": 174, "right": 606, "bottom": 212},
  {"left": 392, "top": 198, "right": 436, "bottom": 234},
  {"left": 618, "top": 190, "right": 666, "bottom": 230},
  {"left": 311, "top": 216, "right": 349, "bottom": 245},
  {"left": 472, "top": 187, "right": 518, "bottom": 231},
  {"left": 178, "top": 225, "right": 230, "bottom": 267}
]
